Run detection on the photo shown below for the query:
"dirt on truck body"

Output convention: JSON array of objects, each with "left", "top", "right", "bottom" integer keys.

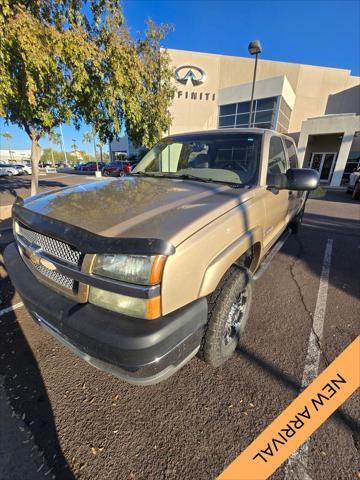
[{"left": 5, "top": 128, "right": 319, "bottom": 385}]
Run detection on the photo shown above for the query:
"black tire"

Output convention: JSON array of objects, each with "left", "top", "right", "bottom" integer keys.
[
  {"left": 346, "top": 187, "right": 351, "bottom": 194},
  {"left": 352, "top": 182, "right": 360, "bottom": 200},
  {"left": 289, "top": 207, "right": 304, "bottom": 234},
  {"left": 202, "top": 266, "right": 252, "bottom": 368}
]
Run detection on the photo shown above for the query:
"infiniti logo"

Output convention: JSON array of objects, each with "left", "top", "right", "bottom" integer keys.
[{"left": 175, "top": 65, "right": 206, "bottom": 86}]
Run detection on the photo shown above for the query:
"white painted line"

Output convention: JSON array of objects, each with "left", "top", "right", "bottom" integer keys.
[
  {"left": 0, "top": 302, "right": 24, "bottom": 317},
  {"left": 284, "top": 238, "right": 333, "bottom": 480}
]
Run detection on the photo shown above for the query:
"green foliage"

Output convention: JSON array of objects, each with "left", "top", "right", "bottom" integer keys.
[
  {"left": 1, "top": 131, "right": 12, "bottom": 141},
  {"left": 0, "top": 1, "right": 174, "bottom": 193}
]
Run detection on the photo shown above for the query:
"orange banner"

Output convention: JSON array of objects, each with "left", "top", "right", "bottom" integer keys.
[{"left": 218, "top": 336, "right": 360, "bottom": 480}]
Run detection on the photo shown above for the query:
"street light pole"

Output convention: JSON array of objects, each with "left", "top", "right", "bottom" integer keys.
[
  {"left": 59, "top": 124, "right": 68, "bottom": 165},
  {"left": 247, "top": 40, "right": 262, "bottom": 128}
]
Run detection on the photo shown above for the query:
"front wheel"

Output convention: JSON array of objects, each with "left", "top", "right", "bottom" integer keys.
[
  {"left": 202, "top": 267, "right": 252, "bottom": 368},
  {"left": 289, "top": 206, "right": 304, "bottom": 234},
  {"left": 352, "top": 181, "right": 360, "bottom": 200}
]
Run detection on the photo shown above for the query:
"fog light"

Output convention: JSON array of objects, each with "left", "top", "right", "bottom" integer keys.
[{"left": 89, "top": 287, "right": 161, "bottom": 320}]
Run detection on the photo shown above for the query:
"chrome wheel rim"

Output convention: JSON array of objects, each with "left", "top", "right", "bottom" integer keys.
[{"left": 223, "top": 290, "right": 248, "bottom": 346}]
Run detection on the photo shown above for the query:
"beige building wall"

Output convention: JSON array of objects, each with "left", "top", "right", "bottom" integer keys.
[{"left": 168, "top": 48, "right": 360, "bottom": 134}]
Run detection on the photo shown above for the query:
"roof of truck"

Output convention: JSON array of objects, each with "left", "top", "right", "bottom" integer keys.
[{"left": 167, "top": 127, "right": 296, "bottom": 144}]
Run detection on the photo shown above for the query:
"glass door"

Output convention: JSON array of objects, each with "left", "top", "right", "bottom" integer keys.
[{"left": 310, "top": 152, "right": 337, "bottom": 183}]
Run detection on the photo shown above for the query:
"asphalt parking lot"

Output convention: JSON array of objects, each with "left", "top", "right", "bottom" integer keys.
[
  {"left": 0, "top": 172, "right": 105, "bottom": 209},
  {"left": 0, "top": 180, "right": 359, "bottom": 480}
]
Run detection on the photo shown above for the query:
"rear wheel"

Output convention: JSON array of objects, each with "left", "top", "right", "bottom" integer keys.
[{"left": 202, "top": 267, "right": 252, "bottom": 367}]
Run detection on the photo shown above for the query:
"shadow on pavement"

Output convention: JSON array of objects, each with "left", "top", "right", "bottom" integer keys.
[
  {"left": 237, "top": 345, "right": 360, "bottom": 449},
  {"left": 0, "top": 250, "right": 75, "bottom": 480},
  {"left": 302, "top": 212, "right": 360, "bottom": 238},
  {"left": 309, "top": 188, "right": 360, "bottom": 205},
  {"left": 0, "top": 178, "right": 68, "bottom": 202}
]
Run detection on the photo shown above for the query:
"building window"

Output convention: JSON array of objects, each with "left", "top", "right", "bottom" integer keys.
[
  {"left": 219, "top": 95, "right": 292, "bottom": 133},
  {"left": 277, "top": 97, "right": 291, "bottom": 133},
  {"left": 112, "top": 151, "right": 127, "bottom": 161}
]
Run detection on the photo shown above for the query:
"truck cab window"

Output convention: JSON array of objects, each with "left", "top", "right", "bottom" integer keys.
[
  {"left": 285, "top": 138, "right": 299, "bottom": 168},
  {"left": 267, "top": 136, "right": 288, "bottom": 183}
]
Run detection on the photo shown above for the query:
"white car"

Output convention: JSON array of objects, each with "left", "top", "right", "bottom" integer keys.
[
  {"left": 0, "top": 165, "right": 18, "bottom": 176},
  {"left": 347, "top": 167, "right": 360, "bottom": 200},
  {"left": 19, "top": 164, "right": 32, "bottom": 175}
]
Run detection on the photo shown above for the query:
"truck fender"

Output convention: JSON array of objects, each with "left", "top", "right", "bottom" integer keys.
[{"left": 198, "top": 227, "right": 262, "bottom": 297}]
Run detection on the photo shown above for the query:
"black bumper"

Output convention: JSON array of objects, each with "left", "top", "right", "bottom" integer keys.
[{"left": 4, "top": 243, "right": 208, "bottom": 385}]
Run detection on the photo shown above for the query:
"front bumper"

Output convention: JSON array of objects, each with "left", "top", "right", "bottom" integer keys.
[{"left": 4, "top": 242, "right": 208, "bottom": 385}]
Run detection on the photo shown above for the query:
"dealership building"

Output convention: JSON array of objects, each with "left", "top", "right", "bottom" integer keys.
[{"left": 109, "top": 48, "right": 360, "bottom": 186}]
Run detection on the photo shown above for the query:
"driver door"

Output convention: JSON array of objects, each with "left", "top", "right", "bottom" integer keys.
[{"left": 263, "top": 136, "right": 290, "bottom": 250}]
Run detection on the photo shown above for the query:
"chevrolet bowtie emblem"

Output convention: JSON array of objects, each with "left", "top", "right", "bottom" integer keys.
[
  {"left": 175, "top": 65, "right": 206, "bottom": 86},
  {"left": 22, "top": 247, "right": 57, "bottom": 271}
]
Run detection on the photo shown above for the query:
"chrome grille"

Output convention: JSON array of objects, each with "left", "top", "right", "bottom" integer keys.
[
  {"left": 15, "top": 222, "right": 83, "bottom": 293},
  {"left": 30, "top": 261, "right": 75, "bottom": 291},
  {"left": 17, "top": 223, "right": 82, "bottom": 266}
]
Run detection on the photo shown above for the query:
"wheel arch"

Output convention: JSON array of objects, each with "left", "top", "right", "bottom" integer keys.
[{"left": 198, "top": 227, "right": 263, "bottom": 298}]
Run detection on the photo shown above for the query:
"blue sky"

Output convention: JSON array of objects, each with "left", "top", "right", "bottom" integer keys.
[{"left": 1, "top": 0, "right": 359, "bottom": 152}]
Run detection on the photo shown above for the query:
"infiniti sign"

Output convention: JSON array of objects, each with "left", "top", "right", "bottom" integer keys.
[{"left": 175, "top": 65, "right": 206, "bottom": 86}]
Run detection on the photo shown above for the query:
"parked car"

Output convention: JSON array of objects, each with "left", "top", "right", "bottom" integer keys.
[
  {"left": 346, "top": 167, "right": 360, "bottom": 200},
  {"left": 74, "top": 163, "right": 86, "bottom": 171},
  {"left": 20, "top": 164, "right": 32, "bottom": 175},
  {"left": 12, "top": 165, "right": 24, "bottom": 175},
  {"left": 13, "top": 164, "right": 31, "bottom": 175},
  {"left": 81, "top": 162, "right": 105, "bottom": 172},
  {"left": 102, "top": 160, "right": 136, "bottom": 176},
  {"left": 0, "top": 165, "right": 19, "bottom": 176},
  {"left": 5, "top": 128, "right": 319, "bottom": 385}
]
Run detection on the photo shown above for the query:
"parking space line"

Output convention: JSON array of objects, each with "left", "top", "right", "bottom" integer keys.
[
  {"left": 0, "top": 302, "right": 24, "bottom": 317},
  {"left": 284, "top": 238, "right": 333, "bottom": 480}
]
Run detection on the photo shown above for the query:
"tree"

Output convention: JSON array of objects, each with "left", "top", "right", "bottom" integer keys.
[
  {"left": 71, "top": 139, "right": 78, "bottom": 152},
  {"left": 48, "top": 131, "right": 61, "bottom": 166},
  {"left": 82, "top": 131, "right": 93, "bottom": 161},
  {"left": 0, "top": 1, "right": 174, "bottom": 195},
  {"left": 1, "top": 131, "right": 13, "bottom": 161}
]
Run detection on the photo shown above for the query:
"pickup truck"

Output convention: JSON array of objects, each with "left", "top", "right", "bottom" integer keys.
[
  {"left": 5, "top": 128, "right": 319, "bottom": 385},
  {"left": 347, "top": 167, "right": 360, "bottom": 200}
]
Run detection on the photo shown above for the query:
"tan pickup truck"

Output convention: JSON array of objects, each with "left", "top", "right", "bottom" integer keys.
[{"left": 5, "top": 128, "right": 319, "bottom": 385}]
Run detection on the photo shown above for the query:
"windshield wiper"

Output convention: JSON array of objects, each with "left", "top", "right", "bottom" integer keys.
[
  {"left": 132, "top": 171, "right": 247, "bottom": 188},
  {"left": 131, "top": 172, "right": 160, "bottom": 177},
  {"left": 132, "top": 172, "right": 210, "bottom": 182},
  {"left": 167, "top": 173, "right": 211, "bottom": 183}
]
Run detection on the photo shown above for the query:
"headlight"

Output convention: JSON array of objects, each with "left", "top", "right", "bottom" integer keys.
[{"left": 92, "top": 254, "right": 166, "bottom": 285}]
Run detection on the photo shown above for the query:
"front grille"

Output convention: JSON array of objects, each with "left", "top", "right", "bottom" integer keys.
[
  {"left": 17, "top": 223, "right": 82, "bottom": 266},
  {"left": 31, "top": 261, "right": 76, "bottom": 291},
  {"left": 15, "top": 222, "right": 84, "bottom": 293}
]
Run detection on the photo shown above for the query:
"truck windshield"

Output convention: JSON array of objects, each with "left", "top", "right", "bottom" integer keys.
[{"left": 133, "top": 133, "right": 262, "bottom": 186}]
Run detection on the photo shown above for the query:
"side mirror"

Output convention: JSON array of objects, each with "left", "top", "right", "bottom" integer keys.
[
  {"left": 267, "top": 168, "right": 319, "bottom": 191},
  {"left": 285, "top": 168, "right": 320, "bottom": 191}
]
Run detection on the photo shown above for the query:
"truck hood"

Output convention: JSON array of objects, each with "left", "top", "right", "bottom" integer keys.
[{"left": 22, "top": 177, "right": 254, "bottom": 247}]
